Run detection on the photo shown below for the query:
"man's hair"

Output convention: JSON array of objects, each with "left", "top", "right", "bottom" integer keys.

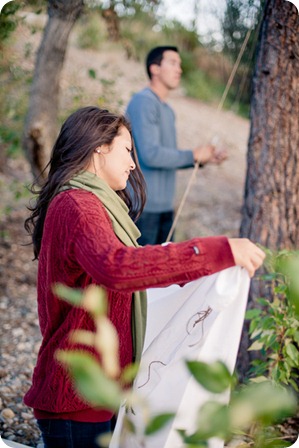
[{"left": 146, "top": 46, "right": 179, "bottom": 79}]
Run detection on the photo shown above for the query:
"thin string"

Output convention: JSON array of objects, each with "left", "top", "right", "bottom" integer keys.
[
  {"left": 233, "top": 20, "right": 262, "bottom": 110},
  {"left": 217, "top": 29, "right": 252, "bottom": 112},
  {"left": 165, "top": 28, "right": 253, "bottom": 243},
  {"left": 166, "top": 161, "right": 200, "bottom": 242}
]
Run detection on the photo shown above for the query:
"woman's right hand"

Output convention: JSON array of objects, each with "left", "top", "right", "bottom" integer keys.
[{"left": 228, "top": 238, "right": 266, "bottom": 278}]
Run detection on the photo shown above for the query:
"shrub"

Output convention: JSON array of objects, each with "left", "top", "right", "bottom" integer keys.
[{"left": 247, "top": 249, "right": 299, "bottom": 393}]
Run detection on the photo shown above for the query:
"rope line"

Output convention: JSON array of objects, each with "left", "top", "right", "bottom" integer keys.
[
  {"left": 217, "top": 29, "right": 252, "bottom": 112},
  {"left": 166, "top": 161, "right": 201, "bottom": 242}
]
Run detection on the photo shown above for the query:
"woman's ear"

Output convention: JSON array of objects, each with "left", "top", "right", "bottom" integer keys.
[
  {"left": 95, "top": 144, "right": 109, "bottom": 155},
  {"left": 86, "top": 150, "right": 102, "bottom": 175}
]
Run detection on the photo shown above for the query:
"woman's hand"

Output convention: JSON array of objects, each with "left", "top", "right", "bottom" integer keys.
[{"left": 228, "top": 238, "right": 266, "bottom": 278}]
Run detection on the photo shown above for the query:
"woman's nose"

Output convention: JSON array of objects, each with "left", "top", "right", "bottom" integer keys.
[{"left": 130, "top": 158, "right": 136, "bottom": 170}]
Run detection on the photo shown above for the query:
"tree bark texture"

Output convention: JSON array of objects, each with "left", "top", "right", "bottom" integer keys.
[
  {"left": 22, "top": 0, "right": 84, "bottom": 179},
  {"left": 237, "top": 0, "right": 299, "bottom": 380},
  {"left": 240, "top": 0, "right": 299, "bottom": 250},
  {"left": 102, "top": 7, "right": 121, "bottom": 42}
]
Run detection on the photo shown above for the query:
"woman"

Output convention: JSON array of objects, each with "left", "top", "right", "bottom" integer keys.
[{"left": 24, "top": 106, "right": 265, "bottom": 448}]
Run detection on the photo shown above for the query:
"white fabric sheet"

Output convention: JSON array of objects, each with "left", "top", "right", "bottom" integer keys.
[{"left": 110, "top": 266, "right": 250, "bottom": 448}]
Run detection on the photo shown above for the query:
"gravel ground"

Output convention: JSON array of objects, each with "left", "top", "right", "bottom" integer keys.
[{"left": 0, "top": 159, "right": 41, "bottom": 447}]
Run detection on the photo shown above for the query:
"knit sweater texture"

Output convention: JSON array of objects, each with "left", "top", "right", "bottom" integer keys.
[
  {"left": 126, "top": 87, "right": 195, "bottom": 213},
  {"left": 24, "top": 189, "right": 235, "bottom": 422}
]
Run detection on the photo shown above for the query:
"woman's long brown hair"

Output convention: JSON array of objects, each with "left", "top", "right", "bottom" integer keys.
[{"left": 24, "top": 106, "right": 146, "bottom": 259}]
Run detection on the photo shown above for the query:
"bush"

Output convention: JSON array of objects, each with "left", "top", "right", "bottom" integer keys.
[
  {"left": 247, "top": 249, "right": 299, "bottom": 393},
  {"left": 76, "top": 12, "right": 106, "bottom": 51}
]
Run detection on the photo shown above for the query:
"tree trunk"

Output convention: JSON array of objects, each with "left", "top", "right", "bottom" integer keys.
[
  {"left": 240, "top": 0, "right": 299, "bottom": 249},
  {"left": 237, "top": 0, "right": 299, "bottom": 380},
  {"left": 102, "top": 7, "right": 121, "bottom": 42},
  {"left": 22, "top": 0, "right": 84, "bottom": 179}
]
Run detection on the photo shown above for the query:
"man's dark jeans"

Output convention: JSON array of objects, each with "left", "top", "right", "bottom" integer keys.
[{"left": 136, "top": 211, "right": 174, "bottom": 245}]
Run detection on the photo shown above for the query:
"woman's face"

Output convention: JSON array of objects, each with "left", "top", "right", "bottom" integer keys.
[{"left": 95, "top": 125, "right": 136, "bottom": 191}]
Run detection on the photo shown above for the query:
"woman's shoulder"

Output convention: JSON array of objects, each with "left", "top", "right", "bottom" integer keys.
[
  {"left": 49, "top": 189, "right": 108, "bottom": 217},
  {"left": 52, "top": 189, "right": 99, "bottom": 205},
  {"left": 47, "top": 189, "right": 113, "bottom": 234}
]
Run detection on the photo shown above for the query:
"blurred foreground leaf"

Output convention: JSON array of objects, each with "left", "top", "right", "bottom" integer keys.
[
  {"left": 145, "top": 413, "right": 175, "bottom": 436},
  {"left": 186, "top": 360, "right": 232, "bottom": 393},
  {"left": 53, "top": 283, "right": 107, "bottom": 316},
  {"left": 56, "top": 350, "right": 122, "bottom": 411},
  {"left": 230, "top": 382, "right": 297, "bottom": 429},
  {"left": 53, "top": 284, "right": 83, "bottom": 306}
]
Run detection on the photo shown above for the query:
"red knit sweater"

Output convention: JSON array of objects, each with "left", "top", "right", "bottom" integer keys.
[{"left": 24, "top": 189, "right": 235, "bottom": 422}]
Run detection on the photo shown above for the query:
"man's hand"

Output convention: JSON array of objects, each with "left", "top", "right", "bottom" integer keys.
[
  {"left": 210, "top": 146, "right": 228, "bottom": 164},
  {"left": 193, "top": 145, "right": 228, "bottom": 165}
]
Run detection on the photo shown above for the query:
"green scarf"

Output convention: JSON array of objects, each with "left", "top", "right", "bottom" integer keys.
[{"left": 62, "top": 171, "right": 147, "bottom": 364}]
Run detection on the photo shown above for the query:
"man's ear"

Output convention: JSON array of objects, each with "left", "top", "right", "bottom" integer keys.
[{"left": 150, "top": 63, "right": 160, "bottom": 77}]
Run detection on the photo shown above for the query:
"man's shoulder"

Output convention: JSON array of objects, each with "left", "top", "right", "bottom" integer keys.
[{"left": 128, "top": 87, "right": 159, "bottom": 105}]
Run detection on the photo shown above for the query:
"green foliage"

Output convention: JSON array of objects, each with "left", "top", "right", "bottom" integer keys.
[
  {"left": 0, "top": 1, "right": 23, "bottom": 44},
  {"left": 0, "top": 176, "right": 31, "bottom": 219},
  {"left": 120, "top": 362, "right": 140, "bottom": 386},
  {"left": 88, "top": 68, "right": 97, "bottom": 79},
  {"left": 54, "top": 281, "right": 297, "bottom": 448},
  {"left": 56, "top": 350, "right": 122, "bottom": 411},
  {"left": 221, "top": 0, "right": 264, "bottom": 64},
  {"left": 120, "top": 13, "right": 160, "bottom": 62},
  {"left": 247, "top": 249, "right": 299, "bottom": 392},
  {"left": 76, "top": 11, "right": 106, "bottom": 50},
  {"left": 183, "top": 69, "right": 227, "bottom": 105},
  {"left": 161, "top": 20, "right": 200, "bottom": 52},
  {"left": 0, "top": 126, "right": 20, "bottom": 157},
  {"left": 53, "top": 284, "right": 85, "bottom": 307},
  {"left": 178, "top": 378, "right": 296, "bottom": 447},
  {"left": 145, "top": 413, "right": 175, "bottom": 435},
  {"left": 219, "top": 0, "right": 265, "bottom": 110},
  {"left": 186, "top": 360, "right": 233, "bottom": 393},
  {"left": 0, "top": 58, "right": 31, "bottom": 159},
  {"left": 55, "top": 284, "right": 173, "bottom": 445}
]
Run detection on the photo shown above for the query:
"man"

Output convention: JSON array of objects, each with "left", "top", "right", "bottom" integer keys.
[{"left": 126, "top": 46, "right": 226, "bottom": 245}]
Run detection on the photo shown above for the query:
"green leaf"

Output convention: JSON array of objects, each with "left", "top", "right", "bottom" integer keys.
[
  {"left": 249, "top": 376, "right": 268, "bottom": 383},
  {"left": 186, "top": 360, "right": 232, "bottom": 393},
  {"left": 288, "top": 378, "right": 299, "bottom": 392},
  {"left": 145, "top": 413, "right": 175, "bottom": 435},
  {"left": 186, "top": 402, "right": 229, "bottom": 441},
  {"left": 258, "top": 298, "right": 271, "bottom": 307},
  {"left": 285, "top": 343, "right": 299, "bottom": 365},
  {"left": 245, "top": 309, "right": 262, "bottom": 319},
  {"left": 248, "top": 340, "right": 264, "bottom": 351},
  {"left": 199, "top": 401, "right": 230, "bottom": 439},
  {"left": 88, "top": 68, "right": 97, "bottom": 79},
  {"left": 231, "top": 382, "right": 297, "bottom": 427},
  {"left": 260, "top": 316, "right": 275, "bottom": 330},
  {"left": 288, "top": 330, "right": 299, "bottom": 344},
  {"left": 177, "top": 430, "right": 208, "bottom": 447},
  {"left": 122, "top": 415, "right": 136, "bottom": 435},
  {"left": 53, "top": 283, "right": 108, "bottom": 316},
  {"left": 185, "top": 443, "right": 208, "bottom": 448},
  {"left": 56, "top": 350, "right": 122, "bottom": 411},
  {"left": 53, "top": 284, "right": 83, "bottom": 306},
  {"left": 120, "top": 362, "right": 140, "bottom": 385}
]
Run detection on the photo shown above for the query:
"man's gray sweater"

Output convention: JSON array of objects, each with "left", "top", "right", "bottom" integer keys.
[{"left": 126, "top": 87, "right": 194, "bottom": 213}]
